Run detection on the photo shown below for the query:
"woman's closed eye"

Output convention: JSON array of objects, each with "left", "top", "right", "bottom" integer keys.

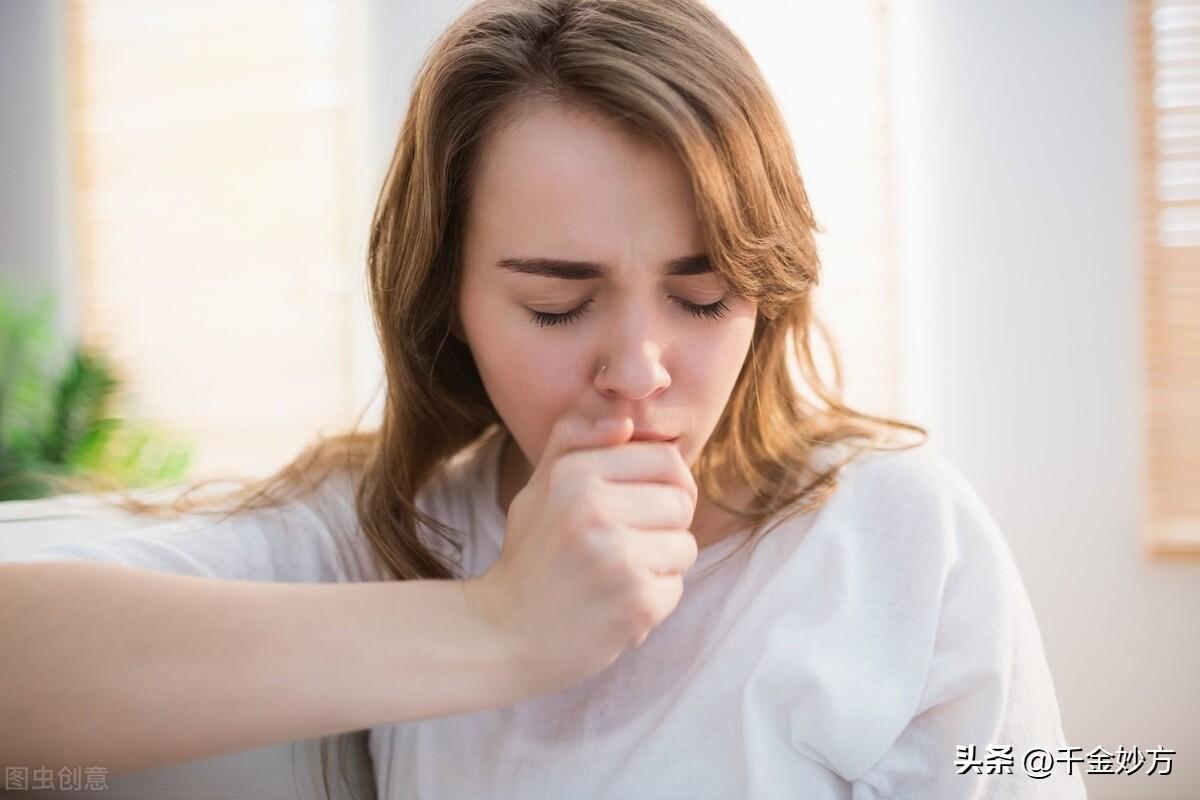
[{"left": 528, "top": 296, "right": 731, "bottom": 328}]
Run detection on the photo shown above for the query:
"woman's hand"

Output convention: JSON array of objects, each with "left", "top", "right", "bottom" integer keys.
[{"left": 462, "top": 411, "right": 699, "bottom": 701}]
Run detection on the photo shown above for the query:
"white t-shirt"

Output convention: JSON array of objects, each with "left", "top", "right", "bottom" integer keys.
[{"left": 11, "top": 432, "right": 1088, "bottom": 799}]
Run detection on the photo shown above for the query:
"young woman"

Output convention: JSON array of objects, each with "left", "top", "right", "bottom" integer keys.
[{"left": 2, "top": 0, "right": 1086, "bottom": 797}]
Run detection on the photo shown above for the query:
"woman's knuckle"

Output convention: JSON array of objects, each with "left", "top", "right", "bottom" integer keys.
[
  {"left": 676, "top": 490, "right": 693, "bottom": 523},
  {"left": 676, "top": 531, "right": 698, "bottom": 563},
  {"left": 603, "top": 540, "right": 635, "bottom": 576},
  {"left": 631, "top": 595, "right": 657, "bottom": 630},
  {"left": 565, "top": 493, "right": 603, "bottom": 530},
  {"left": 628, "top": 587, "right": 657, "bottom": 623},
  {"left": 585, "top": 503, "right": 616, "bottom": 534}
]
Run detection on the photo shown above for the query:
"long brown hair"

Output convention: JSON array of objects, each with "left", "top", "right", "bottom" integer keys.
[{"left": 40, "top": 0, "right": 924, "bottom": 793}]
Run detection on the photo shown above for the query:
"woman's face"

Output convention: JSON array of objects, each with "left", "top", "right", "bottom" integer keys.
[{"left": 458, "top": 98, "right": 757, "bottom": 483}]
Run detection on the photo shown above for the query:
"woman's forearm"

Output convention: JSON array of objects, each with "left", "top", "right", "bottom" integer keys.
[{"left": 0, "top": 561, "right": 517, "bottom": 774}]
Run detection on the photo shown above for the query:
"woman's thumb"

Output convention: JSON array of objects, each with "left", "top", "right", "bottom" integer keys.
[
  {"left": 537, "top": 414, "right": 631, "bottom": 475},
  {"left": 592, "top": 415, "right": 631, "bottom": 443}
]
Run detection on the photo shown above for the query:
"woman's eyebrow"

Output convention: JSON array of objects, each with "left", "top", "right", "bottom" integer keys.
[{"left": 495, "top": 253, "right": 711, "bottom": 280}]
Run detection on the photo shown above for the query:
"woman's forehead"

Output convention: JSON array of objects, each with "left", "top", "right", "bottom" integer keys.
[{"left": 465, "top": 101, "right": 702, "bottom": 261}]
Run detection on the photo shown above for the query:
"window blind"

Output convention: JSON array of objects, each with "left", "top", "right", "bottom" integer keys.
[
  {"left": 1135, "top": 0, "right": 1200, "bottom": 555},
  {"left": 67, "top": 0, "right": 373, "bottom": 481}
]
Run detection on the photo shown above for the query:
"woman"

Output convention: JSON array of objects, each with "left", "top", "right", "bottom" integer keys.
[{"left": 1, "top": 0, "right": 1085, "bottom": 797}]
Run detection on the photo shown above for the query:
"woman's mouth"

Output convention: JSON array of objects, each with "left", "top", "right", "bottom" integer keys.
[{"left": 630, "top": 431, "right": 678, "bottom": 443}]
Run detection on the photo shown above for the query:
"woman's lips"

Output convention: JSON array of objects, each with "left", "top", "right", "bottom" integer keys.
[{"left": 630, "top": 432, "right": 678, "bottom": 443}]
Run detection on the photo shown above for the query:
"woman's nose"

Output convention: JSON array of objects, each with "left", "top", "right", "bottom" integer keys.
[{"left": 594, "top": 344, "right": 671, "bottom": 400}]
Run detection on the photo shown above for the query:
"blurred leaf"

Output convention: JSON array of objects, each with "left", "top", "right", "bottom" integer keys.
[
  {"left": 42, "top": 349, "right": 119, "bottom": 463},
  {"left": 0, "top": 281, "right": 195, "bottom": 501},
  {"left": 68, "top": 417, "right": 121, "bottom": 469},
  {"left": 0, "top": 290, "right": 59, "bottom": 453}
]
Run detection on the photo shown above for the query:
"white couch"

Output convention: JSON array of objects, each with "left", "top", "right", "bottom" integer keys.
[{"left": 0, "top": 494, "right": 378, "bottom": 800}]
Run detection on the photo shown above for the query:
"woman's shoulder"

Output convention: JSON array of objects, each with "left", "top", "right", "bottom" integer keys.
[
  {"left": 803, "top": 438, "right": 1009, "bottom": 565},
  {"left": 818, "top": 437, "right": 970, "bottom": 504},
  {"left": 745, "top": 441, "right": 1033, "bottom": 782},
  {"left": 769, "top": 444, "right": 1072, "bottom": 792}
]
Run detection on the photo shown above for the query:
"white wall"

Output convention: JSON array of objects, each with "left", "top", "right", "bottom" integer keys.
[{"left": 889, "top": 1, "right": 1197, "bottom": 796}]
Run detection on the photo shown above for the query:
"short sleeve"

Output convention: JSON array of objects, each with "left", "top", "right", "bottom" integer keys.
[
  {"left": 849, "top": 457, "right": 1088, "bottom": 799},
  {"left": 5, "top": 470, "right": 382, "bottom": 584}
]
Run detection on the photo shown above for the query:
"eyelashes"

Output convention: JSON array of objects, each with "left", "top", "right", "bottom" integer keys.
[{"left": 528, "top": 297, "right": 731, "bottom": 328}]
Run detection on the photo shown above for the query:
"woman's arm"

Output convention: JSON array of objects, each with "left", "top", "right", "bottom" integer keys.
[{"left": 0, "top": 560, "right": 516, "bottom": 775}]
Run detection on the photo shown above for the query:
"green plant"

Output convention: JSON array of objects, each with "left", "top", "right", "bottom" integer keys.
[{"left": 0, "top": 284, "right": 193, "bottom": 501}]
